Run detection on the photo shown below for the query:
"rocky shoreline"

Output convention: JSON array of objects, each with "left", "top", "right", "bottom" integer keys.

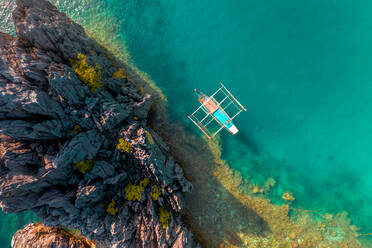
[{"left": 0, "top": 0, "right": 198, "bottom": 247}]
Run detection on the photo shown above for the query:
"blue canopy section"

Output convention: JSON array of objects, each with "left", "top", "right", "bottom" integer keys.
[{"left": 213, "top": 109, "right": 233, "bottom": 128}]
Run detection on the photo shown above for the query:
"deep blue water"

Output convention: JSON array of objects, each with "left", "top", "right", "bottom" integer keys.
[{"left": 1, "top": 0, "right": 372, "bottom": 246}]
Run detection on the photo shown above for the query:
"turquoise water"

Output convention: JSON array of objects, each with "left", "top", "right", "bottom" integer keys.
[
  {"left": 2, "top": 0, "right": 372, "bottom": 246},
  {"left": 0, "top": 211, "right": 38, "bottom": 248},
  {"left": 117, "top": 0, "right": 372, "bottom": 234}
]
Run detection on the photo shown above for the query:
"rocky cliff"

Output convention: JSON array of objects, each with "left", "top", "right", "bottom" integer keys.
[{"left": 0, "top": 0, "right": 197, "bottom": 247}]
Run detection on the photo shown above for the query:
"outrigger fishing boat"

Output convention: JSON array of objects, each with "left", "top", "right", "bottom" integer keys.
[{"left": 188, "top": 84, "right": 246, "bottom": 140}]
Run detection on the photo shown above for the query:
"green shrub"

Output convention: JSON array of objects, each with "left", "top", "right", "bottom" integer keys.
[
  {"left": 112, "top": 68, "right": 126, "bottom": 79},
  {"left": 150, "top": 186, "right": 161, "bottom": 201},
  {"left": 124, "top": 183, "right": 143, "bottom": 201},
  {"left": 116, "top": 138, "right": 131, "bottom": 153},
  {"left": 124, "top": 178, "right": 150, "bottom": 201},
  {"left": 158, "top": 207, "right": 170, "bottom": 229},
  {"left": 72, "top": 125, "right": 81, "bottom": 134},
  {"left": 62, "top": 228, "right": 81, "bottom": 236},
  {"left": 71, "top": 53, "right": 103, "bottom": 92},
  {"left": 145, "top": 130, "right": 154, "bottom": 145},
  {"left": 139, "top": 178, "right": 150, "bottom": 187},
  {"left": 106, "top": 199, "right": 118, "bottom": 215},
  {"left": 75, "top": 160, "right": 94, "bottom": 174}
]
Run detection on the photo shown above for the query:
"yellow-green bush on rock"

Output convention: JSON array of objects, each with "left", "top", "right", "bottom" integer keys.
[
  {"left": 139, "top": 178, "right": 150, "bottom": 187},
  {"left": 150, "top": 186, "right": 161, "bottom": 201},
  {"left": 112, "top": 68, "right": 126, "bottom": 79},
  {"left": 145, "top": 130, "right": 154, "bottom": 145},
  {"left": 72, "top": 124, "right": 81, "bottom": 134},
  {"left": 116, "top": 138, "right": 131, "bottom": 153},
  {"left": 106, "top": 199, "right": 118, "bottom": 215},
  {"left": 124, "top": 178, "right": 150, "bottom": 201},
  {"left": 71, "top": 53, "right": 103, "bottom": 92},
  {"left": 158, "top": 207, "right": 170, "bottom": 229},
  {"left": 75, "top": 160, "right": 94, "bottom": 174}
]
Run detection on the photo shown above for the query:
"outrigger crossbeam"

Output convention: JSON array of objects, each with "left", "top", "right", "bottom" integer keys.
[{"left": 188, "top": 83, "right": 246, "bottom": 140}]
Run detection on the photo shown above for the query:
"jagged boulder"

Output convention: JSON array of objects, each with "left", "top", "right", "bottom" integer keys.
[{"left": 12, "top": 223, "right": 95, "bottom": 248}]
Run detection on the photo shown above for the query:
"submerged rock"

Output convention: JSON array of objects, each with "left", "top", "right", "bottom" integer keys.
[{"left": 0, "top": 0, "right": 197, "bottom": 247}]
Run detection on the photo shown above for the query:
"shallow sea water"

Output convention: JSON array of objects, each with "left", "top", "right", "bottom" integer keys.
[{"left": 1, "top": 0, "right": 372, "bottom": 246}]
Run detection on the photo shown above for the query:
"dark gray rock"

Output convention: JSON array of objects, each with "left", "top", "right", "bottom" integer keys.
[
  {"left": 40, "top": 130, "right": 104, "bottom": 183},
  {"left": 99, "top": 101, "right": 129, "bottom": 130},
  {"left": 48, "top": 64, "right": 89, "bottom": 106},
  {"left": 103, "top": 171, "right": 127, "bottom": 185},
  {"left": 0, "top": 80, "right": 66, "bottom": 120},
  {"left": 85, "top": 161, "right": 115, "bottom": 180},
  {"left": 0, "top": 119, "right": 65, "bottom": 140},
  {"left": 0, "top": 0, "right": 198, "bottom": 247},
  {"left": 75, "top": 183, "right": 105, "bottom": 208}
]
